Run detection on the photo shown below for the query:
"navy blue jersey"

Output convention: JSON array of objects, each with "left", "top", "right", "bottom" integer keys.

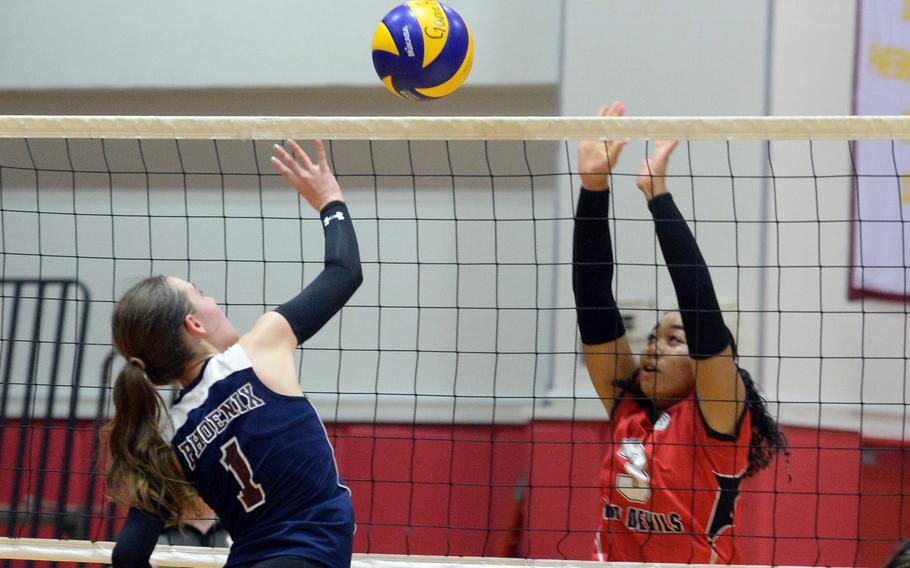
[{"left": 167, "top": 345, "right": 354, "bottom": 568}]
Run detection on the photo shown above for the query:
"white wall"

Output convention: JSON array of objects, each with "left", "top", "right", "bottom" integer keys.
[
  {"left": 551, "top": 0, "right": 908, "bottom": 440},
  {"left": 0, "top": 0, "right": 559, "bottom": 89},
  {"left": 549, "top": 0, "right": 772, "bottom": 417},
  {"left": 559, "top": 1, "right": 771, "bottom": 117},
  {"left": 0, "top": 137, "right": 563, "bottom": 424},
  {"left": 764, "top": 0, "right": 908, "bottom": 438}
]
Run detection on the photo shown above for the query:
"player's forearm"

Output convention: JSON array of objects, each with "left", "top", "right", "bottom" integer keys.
[
  {"left": 648, "top": 193, "right": 729, "bottom": 359},
  {"left": 573, "top": 188, "right": 626, "bottom": 345},
  {"left": 275, "top": 201, "right": 363, "bottom": 344}
]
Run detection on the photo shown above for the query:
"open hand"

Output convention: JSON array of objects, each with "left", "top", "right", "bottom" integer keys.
[
  {"left": 577, "top": 102, "right": 627, "bottom": 191},
  {"left": 636, "top": 140, "right": 679, "bottom": 200},
  {"left": 271, "top": 139, "right": 344, "bottom": 212}
]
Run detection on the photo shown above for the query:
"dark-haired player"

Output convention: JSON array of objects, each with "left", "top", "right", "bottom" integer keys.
[{"left": 573, "top": 102, "right": 788, "bottom": 563}]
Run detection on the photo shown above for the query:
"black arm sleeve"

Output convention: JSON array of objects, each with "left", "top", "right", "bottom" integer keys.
[
  {"left": 111, "top": 507, "right": 165, "bottom": 568},
  {"left": 274, "top": 200, "right": 363, "bottom": 344},
  {"left": 648, "top": 193, "right": 730, "bottom": 359},
  {"left": 572, "top": 188, "right": 626, "bottom": 345}
]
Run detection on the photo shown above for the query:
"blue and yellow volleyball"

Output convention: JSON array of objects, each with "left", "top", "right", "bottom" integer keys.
[{"left": 371, "top": 1, "right": 474, "bottom": 101}]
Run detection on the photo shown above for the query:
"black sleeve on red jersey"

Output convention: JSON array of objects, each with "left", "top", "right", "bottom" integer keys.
[
  {"left": 111, "top": 507, "right": 165, "bottom": 567},
  {"left": 648, "top": 193, "right": 730, "bottom": 359},
  {"left": 572, "top": 188, "right": 626, "bottom": 344},
  {"left": 275, "top": 200, "right": 363, "bottom": 345}
]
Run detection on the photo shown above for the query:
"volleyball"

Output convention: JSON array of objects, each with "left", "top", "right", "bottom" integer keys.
[{"left": 371, "top": 1, "right": 474, "bottom": 101}]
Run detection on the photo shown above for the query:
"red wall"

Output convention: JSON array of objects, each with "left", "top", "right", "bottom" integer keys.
[
  {"left": 331, "top": 422, "right": 910, "bottom": 566},
  {"left": 1, "top": 420, "right": 909, "bottom": 566},
  {"left": 737, "top": 427, "right": 910, "bottom": 567},
  {"left": 329, "top": 421, "right": 610, "bottom": 559}
]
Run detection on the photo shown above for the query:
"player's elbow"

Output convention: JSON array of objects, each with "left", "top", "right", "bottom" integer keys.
[
  {"left": 323, "top": 255, "right": 363, "bottom": 299},
  {"left": 338, "top": 262, "right": 363, "bottom": 298},
  {"left": 348, "top": 261, "right": 364, "bottom": 291}
]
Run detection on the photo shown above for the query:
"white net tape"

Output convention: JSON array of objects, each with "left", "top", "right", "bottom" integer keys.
[
  {"left": 0, "top": 115, "right": 908, "bottom": 141},
  {"left": 0, "top": 538, "right": 818, "bottom": 568}
]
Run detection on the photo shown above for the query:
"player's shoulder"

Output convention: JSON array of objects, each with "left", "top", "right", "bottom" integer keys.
[
  {"left": 239, "top": 311, "right": 296, "bottom": 358},
  {"left": 171, "top": 346, "right": 250, "bottom": 407},
  {"left": 168, "top": 345, "right": 255, "bottom": 435},
  {"left": 200, "top": 344, "right": 254, "bottom": 388}
]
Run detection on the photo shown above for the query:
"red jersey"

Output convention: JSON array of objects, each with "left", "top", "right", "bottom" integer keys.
[{"left": 594, "top": 391, "right": 751, "bottom": 564}]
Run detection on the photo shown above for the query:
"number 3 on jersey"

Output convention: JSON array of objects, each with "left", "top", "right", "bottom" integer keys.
[{"left": 220, "top": 437, "right": 266, "bottom": 512}]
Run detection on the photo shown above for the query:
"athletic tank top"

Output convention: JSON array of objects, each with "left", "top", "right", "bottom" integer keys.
[
  {"left": 167, "top": 344, "right": 354, "bottom": 568},
  {"left": 594, "top": 391, "right": 751, "bottom": 564}
]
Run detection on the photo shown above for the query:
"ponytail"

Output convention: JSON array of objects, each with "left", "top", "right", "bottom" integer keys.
[
  {"left": 105, "top": 364, "right": 197, "bottom": 524},
  {"left": 104, "top": 276, "right": 200, "bottom": 526}
]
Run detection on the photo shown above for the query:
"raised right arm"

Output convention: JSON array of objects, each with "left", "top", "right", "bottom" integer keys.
[
  {"left": 239, "top": 140, "right": 362, "bottom": 395},
  {"left": 272, "top": 198, "right": 362, "bottom": 345},
  {"left": 573, "top": 102, "right": 637, "bottom": 416},
  {"left": 573, "top": 189, "right": 636, "bottom": 415},
  {"left": 268, "top": 139, "right": 362, "bottom": 347}
]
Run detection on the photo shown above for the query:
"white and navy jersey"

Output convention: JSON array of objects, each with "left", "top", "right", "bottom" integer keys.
[{"left": 168, "top": 344, "right": 354, "bottom": 568}]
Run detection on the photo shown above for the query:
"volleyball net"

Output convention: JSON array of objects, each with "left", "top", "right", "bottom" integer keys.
[{"left": 0, "top": 115, "right": 908, "bottom": 567}]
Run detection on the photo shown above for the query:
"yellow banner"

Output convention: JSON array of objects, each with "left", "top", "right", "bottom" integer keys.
[
  {"left": 853, "top": 0, "right": 910, "bottom": 299},
  {"left": 869, "top": 44, "right": 910, "bottom": 81}
]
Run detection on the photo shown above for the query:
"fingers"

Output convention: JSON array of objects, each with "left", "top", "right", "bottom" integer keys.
[
  {"left": 596, "top": 101, "right": 625, "bottom": 118},
  {"left": 271, "top": 145, "right": 307, "bottom": 189},
  {"left": 313, "top": 139, "right": 329, "bottom": 169},
  {"left": 287, "top": 139, "right": 316, "bottom": 171},
  {"left": 594, "top": 102, "right": 626, "bottom": 166},
  {"left": 270, "top": 145, "right": 296, "bottom": 180},
  {"left": 657, "top": 140, "right": 680, "bottom": 160},
  {"left": 608, "top": 140, "right": 627, "bottom": 165},
  {"left": 271, "top": 162, "right": 301, "bottom": 192},
  {"left": 636, "top": 141, "right": 678, "bottom": 199},
  {"left": 271, "top": 139, "right": 328, "bottom": 179},
  {"left": 273, "top": 139, "right": 332, "bottom": 174},
  {"left": 649, "top": 140, "right": 679, "bottom": 169}
]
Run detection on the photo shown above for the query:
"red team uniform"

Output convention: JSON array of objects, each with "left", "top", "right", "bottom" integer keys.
[{"left": 595, "top": 390, "right": 752, "bottom": 564}]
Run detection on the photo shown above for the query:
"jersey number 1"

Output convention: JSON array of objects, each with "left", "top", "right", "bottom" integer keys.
[{"left": 220, "top": 437, "right": 266, "bottom": 512}]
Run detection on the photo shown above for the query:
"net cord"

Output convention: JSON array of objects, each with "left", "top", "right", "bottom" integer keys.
[
  {"left": 0, "top": 537, "right": 819, "bottom": 568},
  {"left": 0, "top": 115, "right": 908, "bottom": 141}
]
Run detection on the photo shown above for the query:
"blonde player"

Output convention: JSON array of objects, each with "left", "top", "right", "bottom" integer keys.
[{"left": 106, "top": 140, "right": 360, "bottom": 568}]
